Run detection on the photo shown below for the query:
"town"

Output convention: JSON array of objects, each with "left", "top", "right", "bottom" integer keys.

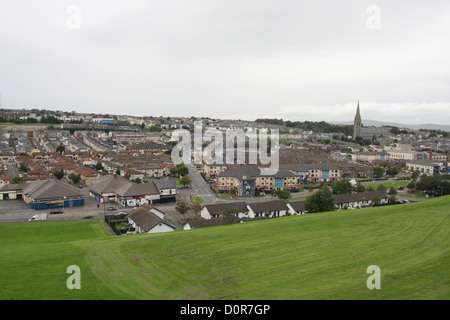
[{"left": 0, "top": 105, "right": 449, "bottom": 234}]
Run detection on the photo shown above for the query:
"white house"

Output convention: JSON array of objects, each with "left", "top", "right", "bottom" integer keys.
[
  {"left": 128, "top": 204, "right": 176, "bottom": 234},
  {"left": 200, "top": 202, "right": 249, "bottom": 219},
  {"left": 246, "top": 200, "right": 289, "bottom": 218},
  {"left": 286, "top": 200, "right": 307, "bottom": 215}
]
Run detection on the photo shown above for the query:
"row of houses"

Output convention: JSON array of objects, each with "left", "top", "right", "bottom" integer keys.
[
  {"left": 197, "top": 190, "right": 388, "bottom": 221},
  {"left": 212, "top": 164, "right": 342, "bottom": 196},
  {"left": 124, "top": 190, "right": 388, "bottom": 235},
  {"left": 351, "top": 150, "right": 448, "bottom": 163}
]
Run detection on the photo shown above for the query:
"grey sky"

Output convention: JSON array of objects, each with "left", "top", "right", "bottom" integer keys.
[{"left": 0, "top": 0, "right": 449, "bottom": 124}]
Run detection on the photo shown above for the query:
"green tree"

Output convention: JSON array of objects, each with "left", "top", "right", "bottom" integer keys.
[
  {"left": 19, "top": 162, "right": 28, "bottom": 173},
  {"left": 388, "top": 187, "right": 398, "bottom": 195},
  {"left": 304, "top": 186, "right": 335, "bottom": 213},
  {"left": 272, "top": 189, "right": 291, "bottom": 200},
  {"left": 11, "top": 177, "right": 23, "bottom": 184},
  {"left": 56, "top": 144, "right": 65, "bottom": 155},
  {"left": 178, "top": 175, "right": 192, "bottom": 187},
  {"left": 52, "top": 169, "right": 64, "bottom": 180},
  {"left": 354, "top": 183, "right": 366, "bottom": 193},
  {"left": 95, "top": 163, "right": 104, "bottom": 171},
  {"left": 331, "top": 180, "right": 353, "bottom": 194},
  {"left": 68, "top": 173, "right": 81, "bottom": 184},
  {"left": 373, "top": 167, "right": 384, "bottom": 178},
  {"left": 371, "top": 195, "right": 381, "bottom": 206},
  {"left": 177, "top": 165, "right": 189, "bottom": 177},
  {"left": 220, "top": 207, "right": 239, "bottom": 224}
]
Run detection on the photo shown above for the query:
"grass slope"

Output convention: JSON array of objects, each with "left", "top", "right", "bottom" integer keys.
[{"left": 0, "top": 197, "right": 449, "bottom": 300}]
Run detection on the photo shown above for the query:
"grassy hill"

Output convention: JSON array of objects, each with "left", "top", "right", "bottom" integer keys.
[{"left": 0, "top": 196, "right": 449, "bottom": 300}]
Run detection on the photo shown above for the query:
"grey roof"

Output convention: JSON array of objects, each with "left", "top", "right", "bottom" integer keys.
[
  {"left": 153, "top": 178, "right": 176, "bottom": 190},
  {"left": 89, "top": 174, "right": 160, "bottom": 197},
  {"left": 185, "top": 217, "right": 241, "bottom": 229},
  {"left": 204, "top": 202, "right": 248, "bottom": 215},
  {"left": 333, "top": 191, "right": 388, "bottom": 204},
  {"left": 247, "top": 200, "right": 289, "bottom": 213},
  {"left": 22, "top": 179, "right": 83, "bottom": 200},
  {"left": 218, "top": 165, "right": 260, "bottom": 179},
  {"left": 128, "top": 206, "right": 175, "bottom": 232},
  {"left": 279, "top": 164, "right": 339, "bottom": 172},
  {"left": 288, "top": 200, "right": 306, "bottom": 212},
  {"left": 0, "top": 182, "right": 28, "bottom": 191}
]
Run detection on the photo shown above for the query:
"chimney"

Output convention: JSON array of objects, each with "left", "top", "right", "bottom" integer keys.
[{"left": 113, "top": 173, "right": 117, "bottom": 178}]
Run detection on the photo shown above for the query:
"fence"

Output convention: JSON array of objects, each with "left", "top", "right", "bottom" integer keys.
[{"left": 104, "top": 214, "right": 135, "bottom": 235}]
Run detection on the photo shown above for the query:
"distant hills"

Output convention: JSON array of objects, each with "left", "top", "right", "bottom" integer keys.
[{"left": 329, "top": 119, "right": 450, "bottom": 132}]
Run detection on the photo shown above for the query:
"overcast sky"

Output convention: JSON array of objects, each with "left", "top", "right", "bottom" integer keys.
[{"left": 0, "top": 0, "right": 449, "bottom": 124}]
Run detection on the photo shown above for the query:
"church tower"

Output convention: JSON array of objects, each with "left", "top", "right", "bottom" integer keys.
[{"left": 353, "top": 101, "right": 362, "bottom": 140}]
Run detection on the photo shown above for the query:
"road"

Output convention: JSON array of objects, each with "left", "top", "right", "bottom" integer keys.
[
  {"left": 184, "top": 163, "right": 219, "bottom": 204},
  {"left": 3, "top": 162, "right": 19, "bottom": 178}
]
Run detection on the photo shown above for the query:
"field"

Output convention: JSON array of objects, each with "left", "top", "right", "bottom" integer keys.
[{"left": 0, "top": 196, "right": 449, "bottom": 300}]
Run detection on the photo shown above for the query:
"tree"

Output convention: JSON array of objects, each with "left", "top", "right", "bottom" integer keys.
[
  {"left": 52, "top": 169, "right": 64, "bottom": 180},
  {"left": 371, "top": 195, "right": 381, "bottom": 206},
  {"left": 354, "top": 183, "right": 366, "bottom": 193},
  {"left": 56, "top": 144, "right": 65, "bottom": 155},
  {"left": 304, "top": 186, "right": 335, "bottom": 213},
  {"left": 220, "top": 207, "right": 239, "bottom": 224},
  {"left": 68, "top": 173, "right": 81, "bottom": 184},
  {"left": 373, "top": 167, "right": 384, "bottom": 178},
  {"left": 95, "top": 163, "right": 104, "bottom": 171},
  {"left": 272, "top": 189, "right": 291, "bottom": 200},
  {"left": 19, "top": 162, "right": 28, "bottom": 173},
  {"left": 134, "top": 178, "right": 142, "bottom": 184},
  {"left": 376, "top": 184, "right": 387, "bottom": 191},
  {"left": 178, "top": 175, "right": 192, "bottom": 187},
  {"left": 11, "top": 177, "right": 23, "bottom": 184},
  {"left": 175, "top": 201, "right": 191, "bottom": 219},
  {"left": 331, "top": 180, "right": 353, "bottom": 194},
  {"left": 177, "top": 165, "right": 189, "bottom": 177},
  {"left": 388, "top": 187, "right": 398, "bottom": 195},
  {"left": 190, "top": 203, "right": 203, "bottom": 217}
]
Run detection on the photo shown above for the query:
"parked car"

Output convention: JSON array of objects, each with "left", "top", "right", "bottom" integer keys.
[
  {"left": 82, "top": 215, "right": 93, "bottom": 220},
  {"left": 49, "top": 209, "right": 63, "bottom": 214},
  {"left": 106, "top": 206, "right": 117, "bottom": 211},
  {"left": 397, "top": 186, "right": 404, "bottom": 190},
  {"left": 117, "top": 212, "right": 128, "bottom": 218}
]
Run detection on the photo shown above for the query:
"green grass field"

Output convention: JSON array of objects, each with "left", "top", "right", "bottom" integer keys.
[{"left": 0, "top": 196, "right": 449, "bottom": 300}]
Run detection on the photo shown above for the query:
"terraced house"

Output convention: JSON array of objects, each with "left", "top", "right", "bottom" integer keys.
[
  {"left": 89, "top": 173, "right": 177, "bottom": 207},
  {"left": 216, "top": 165, "right": 301, "bottom": 196}
]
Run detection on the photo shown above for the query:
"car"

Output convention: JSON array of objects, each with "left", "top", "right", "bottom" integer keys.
[
  {"left": 106, "top": 206, "right": 117, "bottom": 211},
  {"left": 82, "top": 215, "right": 93, "bottom": 220},
  {"left": 397, "top": 186, "right": 404, "bottom": 190},
  {"left": 49, "top": 209, "right": 63, "bottom": 214},
  {"left": 117, "top": 212, "right": 128, "bottom": 218}
]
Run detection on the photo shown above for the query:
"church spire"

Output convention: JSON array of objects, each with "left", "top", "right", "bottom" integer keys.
[{"left": 353, "top": 101, "right": 362, "bottom": 140}]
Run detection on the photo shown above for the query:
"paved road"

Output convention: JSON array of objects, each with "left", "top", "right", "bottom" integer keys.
[{"left": 3, "top": 162, "right": 19, "bottom": 178}]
